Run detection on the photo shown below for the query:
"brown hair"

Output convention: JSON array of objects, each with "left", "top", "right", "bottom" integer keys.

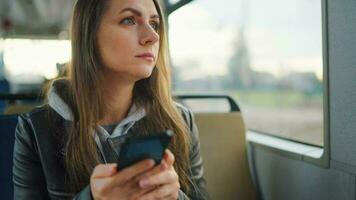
[{"left": 62, "top": 0, "right": 192, "bottom": 192}]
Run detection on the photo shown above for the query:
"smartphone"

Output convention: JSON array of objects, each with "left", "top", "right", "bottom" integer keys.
[{"left": 117, "top": 130, "right": 173, "bottom": 170}]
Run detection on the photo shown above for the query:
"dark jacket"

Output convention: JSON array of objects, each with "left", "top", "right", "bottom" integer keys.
[{"left": 12, "top": 84, "right": 209, "bottom": 200}]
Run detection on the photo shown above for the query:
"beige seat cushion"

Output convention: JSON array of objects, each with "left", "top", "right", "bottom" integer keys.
[
  {"left": 195, "top": 112, "right": 257, "bottom": 200},
  {"left": 3, "top": 104, "right": 39, "bottom": 115}
]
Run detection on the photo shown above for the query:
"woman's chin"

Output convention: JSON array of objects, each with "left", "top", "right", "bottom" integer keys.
[
  {"left": 132, "top": 68, "right": 154, "bottom": 80},
  {"left": 104, "top": 64, "right": 155, "bottom": 81},
  {"left": 137, "top": 65, "right": 155, "bottom": 78}
]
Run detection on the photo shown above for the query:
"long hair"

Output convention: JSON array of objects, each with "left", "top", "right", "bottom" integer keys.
[{"left": 63, "top": 0, "right": 192, "bottom": 192}]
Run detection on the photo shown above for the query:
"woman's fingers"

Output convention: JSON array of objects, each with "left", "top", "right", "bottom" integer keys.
[
  {"left": 139, "top": 182, "right": 180, "bottom": 200},
  {"left": 135, "top": 155, "right": 172, "bottom": 185},
  {"left": 91, "top": 164, "right": 119, "bottom": 198},
  {"left": 164, "top": 149, "right": 175, "bottom": 166},
  {"left": 91, "top": 163, "right": 117, "bottom": 179},
  {"left": 128, "top": 184, "right": 157, "bottom": 199},
  {"left": 113, "top": 159, "right": 155, "bottom": 185},
  {"left": 139, "top": 149, "right": 175, "bottom": 180},
  {"left": 137, "top": 149, "right": 176, "bottom": 189},
  {"left": 90, "top": 160, "right": 159, "bottom": 200},
  {"left": 139, "top": 167, "right": 178, "bottom": 189},
  {"left": 140, "top": 160, "right": 168, "bottom": 179}
]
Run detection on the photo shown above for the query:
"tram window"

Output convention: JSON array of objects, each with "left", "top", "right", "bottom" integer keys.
[
  {"left": 0, "top": 39, "right": 70, "bottom": 114},
  {"left": 169, "top": 0, "right": 324, "bottom": 146},
  {"left": 0, "top": 39, "right": 70, "bottom": 93}
]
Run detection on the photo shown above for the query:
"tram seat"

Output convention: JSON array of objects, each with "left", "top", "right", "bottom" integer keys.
[
  {"left": 0, "top": 79, "right": 10, "bottom": 113},
  {"left": 0, "top": 115, "right": 18, "bottom": 200},
  {"left": 180, "top": 96, "right": 257, "bottom": 200},
  {"left": 3, "top": 103, "right": 40, "bottom": 115}
]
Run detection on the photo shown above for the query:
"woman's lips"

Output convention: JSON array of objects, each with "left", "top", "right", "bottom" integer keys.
[{"left": 135, "top": 53, "right": 154, "bottom": 62}]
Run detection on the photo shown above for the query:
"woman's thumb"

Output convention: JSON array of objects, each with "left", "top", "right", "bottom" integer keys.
[{"left": 92, "top": 163, "right": 117, "bottom": 178}]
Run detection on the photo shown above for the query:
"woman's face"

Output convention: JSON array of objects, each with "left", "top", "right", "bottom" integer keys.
[{"left": 97, "top": 0, "right": 160, "bottom": 81}]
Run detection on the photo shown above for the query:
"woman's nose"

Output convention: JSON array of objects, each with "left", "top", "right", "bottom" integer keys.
[{"left": 139, "top": 24, "right": 159, "bottom": 46}]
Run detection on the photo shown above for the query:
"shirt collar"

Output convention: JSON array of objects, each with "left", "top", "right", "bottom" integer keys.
[{"left": 99, "top": 104, "right": 146, "bottom": 138}]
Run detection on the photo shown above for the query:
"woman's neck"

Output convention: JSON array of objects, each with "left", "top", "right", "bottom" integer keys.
[{"left": 99, "top": 73, "right": 135, "bottom": 125}]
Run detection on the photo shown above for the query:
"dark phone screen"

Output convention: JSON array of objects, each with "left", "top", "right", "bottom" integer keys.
[
  {"left": 125, "top": 139, "right": 162, "bottom": 157},
  {"left": 118, "top": 130, "right": 172, "bottom": 169}
]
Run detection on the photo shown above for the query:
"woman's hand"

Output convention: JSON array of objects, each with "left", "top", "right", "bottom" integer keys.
[
  {"left": 90, "top": 159, "right": 157, "bottom": 200},
  {"left": 137, "top": 150, "right": 180, "bottom": 200},
  {"left": 90, "top": 149, "right": 179, "bottom": 200}
]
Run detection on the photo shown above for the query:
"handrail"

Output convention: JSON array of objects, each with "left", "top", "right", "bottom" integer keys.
[{"left": 175, "top": 95, "right": 240, "bottom": 112}]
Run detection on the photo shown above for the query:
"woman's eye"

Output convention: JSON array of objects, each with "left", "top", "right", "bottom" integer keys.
[
  {"left": 150, "top": 21, "right": 160, "bottom": 31},
  {"left": 120, "top": 17, "right": 135, "bottom": 25}
]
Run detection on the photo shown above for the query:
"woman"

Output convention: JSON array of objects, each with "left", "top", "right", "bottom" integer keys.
[{"left": 12, "top": 0, "right": 209, "bottom": 199}]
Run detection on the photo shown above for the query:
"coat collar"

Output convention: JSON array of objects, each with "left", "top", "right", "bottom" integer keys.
[{"left": 47, "top": 78, "right": 146, "bottom": 162}]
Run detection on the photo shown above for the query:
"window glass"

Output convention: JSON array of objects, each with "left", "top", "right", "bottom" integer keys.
[
  {"left": 0, "top": 39, "right": 70, "bottom": 115},
  {"left": 0, "top": 39, "right": 70, "bottom": 93},
  {"left": 169, "top": 0, "right": 324, "bottom": 146}
]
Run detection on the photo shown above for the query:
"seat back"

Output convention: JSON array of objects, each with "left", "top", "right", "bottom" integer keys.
[
  {"left": 0, "top": 79, "right": 10, "bottom": 113},
  {"left": 4, "top": 104, "right": 39, "bottom": 115},
  {"left": 0, "top": 115, "right": 18, "bottom": 200},
  {"left": 194, "top": 112, "right": 257, "bottom": 200}
]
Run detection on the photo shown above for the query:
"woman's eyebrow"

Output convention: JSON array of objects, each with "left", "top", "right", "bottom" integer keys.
[{"left": 119, "top": 7, "right": 160, "bottom": 19}]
